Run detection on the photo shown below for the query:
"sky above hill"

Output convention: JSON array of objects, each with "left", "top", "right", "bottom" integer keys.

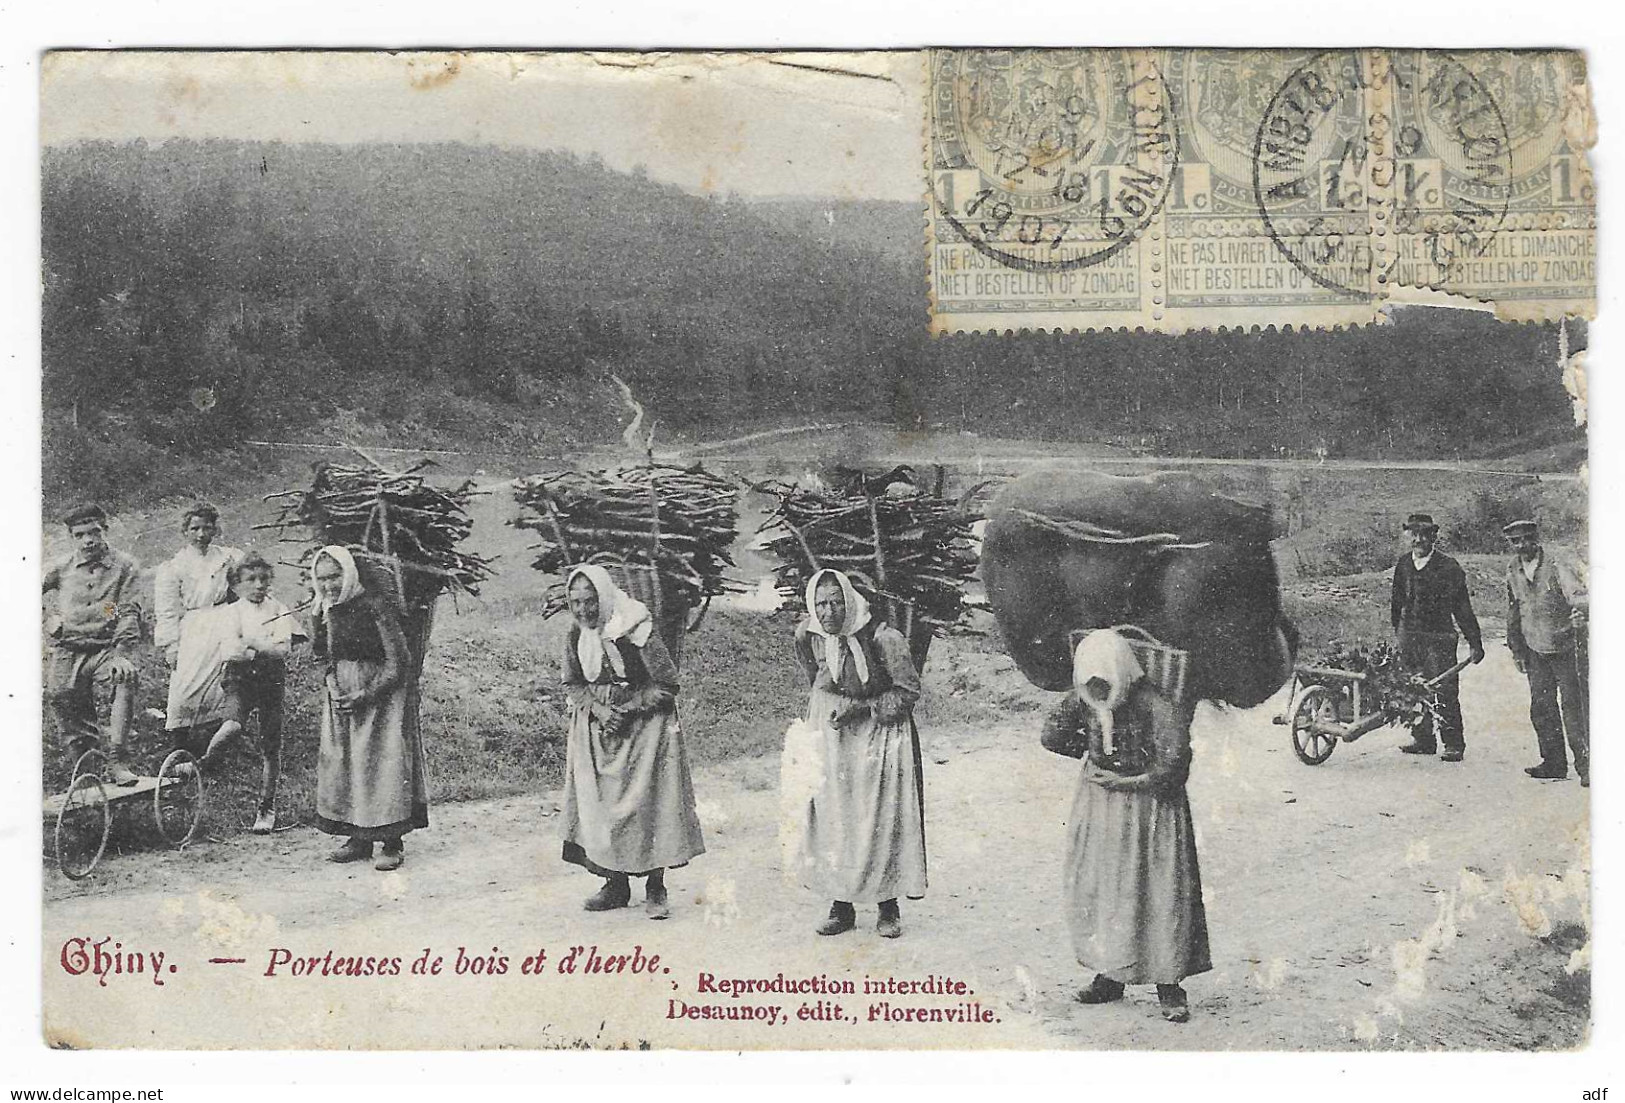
[{"left": 41, "top": 50, "right": 923, "bottom": 201}]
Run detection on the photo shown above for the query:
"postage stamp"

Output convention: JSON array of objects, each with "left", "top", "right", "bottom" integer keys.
[
  {"left": 32, "top": 48, "right": 1593, "bottom": 1058},
  {"left": 1384, "top": 50, "right": 1596, "bottom": 315},
  {"left": 927, "top": 48, "right": 1176, "bottom": 330},
  {"left": 927, "top": 48, "right": 1596, "bottom": 333},
  {"left": 1165, "top": 48, "right": 1378, "bottom": 328}
]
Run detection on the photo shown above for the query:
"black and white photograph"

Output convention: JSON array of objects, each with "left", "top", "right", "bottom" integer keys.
[{"left": 11, "top": 33, "right": 1608, "bottom": 1077}]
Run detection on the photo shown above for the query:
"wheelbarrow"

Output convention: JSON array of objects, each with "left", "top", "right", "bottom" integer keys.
[{"left": 1273, "top": 657, "right": 1473, "bottom": 766}]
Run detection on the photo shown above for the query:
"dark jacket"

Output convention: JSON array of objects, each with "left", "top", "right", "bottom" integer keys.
[
  {"left": 1039, "top": 683, "right": 1192, "bottom": 793},
  {"left": 793, "top": 619, "right": 920, "bottom": 726},
  {"left": 561, "top": 624, "right": 678, "bottom": 717},
  {"left": 1390, "top": 551, "right": 1482, "bottom": 649}
]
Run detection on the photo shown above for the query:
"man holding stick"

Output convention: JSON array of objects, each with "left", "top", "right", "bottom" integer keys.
[
  {"left": 1390, "top": 513, "right": 1484, "bottom": 762},
  {"left": 1503, "top": 519, "right": 1589, "bottom": 786}
]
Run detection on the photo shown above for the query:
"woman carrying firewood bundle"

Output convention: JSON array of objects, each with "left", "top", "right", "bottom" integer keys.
[
  {"left": 558, "top": 564, "right": 705, "bottom": 919},
  {"left": 311, "top": 546, "right": 429, "bottom": 871},
  {"left": 1044, "top": 628, "right": 1211, "bottom": 1023},
  {"left": 792, "top": 568, "right": 927, "bottom": 939}
]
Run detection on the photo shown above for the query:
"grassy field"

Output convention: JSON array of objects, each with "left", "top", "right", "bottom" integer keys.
[
  {"left": 1266, "top": 469, "right": 1586, "bottom": 577},
  {"left": 1284, "top": 553, "right": 1518, "bottom": 659},
  {"left": 44, "top": 602, "right": 825, "bottom": 844},
  {"left": 41, "top": 429, "right": 1585, "bottom": 851}
]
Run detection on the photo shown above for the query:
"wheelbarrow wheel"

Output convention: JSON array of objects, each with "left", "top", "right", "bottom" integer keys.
[
  {"left": 154, "top": 749, "right": 204, "bottom": 846},
  {"left": 1290, "top": 685, "right": 1340, "bottom": 766},
  {"left": 55, "top": 773, "right": 111, "bottom": 880}
]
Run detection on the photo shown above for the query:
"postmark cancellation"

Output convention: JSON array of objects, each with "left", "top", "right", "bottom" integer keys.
[{"left": 926, "top": 48, "right": 1595, "bottom": 334}]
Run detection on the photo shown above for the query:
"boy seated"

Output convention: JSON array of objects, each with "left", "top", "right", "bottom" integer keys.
[
  {"left": 202, "top": 552, "right": 304, "bottom": 833},
  {"left": 43, "top": 503, "right": 145, "bottom": 786}
]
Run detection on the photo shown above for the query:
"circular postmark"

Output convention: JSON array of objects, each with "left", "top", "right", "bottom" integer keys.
[
  {"left": 1388, "top": 52, "right": 1518, "bottom": 288},
  {"left": 1250, "top": 51, "right": 1515, "bottom": 297},
  {"left": 931, "top": 48, "right": 1179, "bottom": 273},
  {"left": 1249, "top": 51, "right": 1380, "bottom": 298}
]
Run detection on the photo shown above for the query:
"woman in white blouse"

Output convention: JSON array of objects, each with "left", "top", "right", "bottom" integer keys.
[{"left": 154, "top": 503, "right": 243, "bottom": 752}]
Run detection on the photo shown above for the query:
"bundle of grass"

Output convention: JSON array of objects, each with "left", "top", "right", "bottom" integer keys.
[{"left": 1306, "top": 640, "right": 1446, "bottom": 732}]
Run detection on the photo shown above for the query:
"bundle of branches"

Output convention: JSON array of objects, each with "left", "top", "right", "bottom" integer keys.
[
  {"left": 512, "top": 463, "right": 742, "bottom": 617},
  {"left": 261, "top": 457, "right": 496, "bottom": 613},
  {"left": 754, "top": 466, "right": 980, "bottom": 632},
  {"left": 1309, "top": 641, "right": 1446, "bottom": 732}
]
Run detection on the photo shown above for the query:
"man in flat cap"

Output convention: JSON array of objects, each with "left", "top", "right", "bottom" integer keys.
[
  {"left": 1390, "top": 513, "right": 1484, "bottom": 761},
  {"left": 42, "top": 503, "right": 144, "bottom": 785},
  {"left": 1504, "top": 519, "right": 1589, "bottom": 785}
]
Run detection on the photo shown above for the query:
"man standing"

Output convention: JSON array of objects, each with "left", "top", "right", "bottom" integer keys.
[
  {"left": 1390, "top": 513, "right": 1485, "bottom": 762},
  {"left": 42, "top": 504, "right": 145, "bottom": 785},
  {"left": 1503, "top": 519, "right": 1589, "bottom": 786}
]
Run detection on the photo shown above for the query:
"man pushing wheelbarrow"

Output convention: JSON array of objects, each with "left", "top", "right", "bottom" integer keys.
[
  {"left": 1279, "top": 645, "right": 1475, "bottom": 767},
  {"left": 1388, "top": 512, "right": 1485, "bottom": 762}
]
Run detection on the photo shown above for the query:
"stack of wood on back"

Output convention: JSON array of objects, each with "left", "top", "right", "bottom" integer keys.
[
  {"left": 261, "top": 456, "right": 495, "bottom": 674},
  {"left": 512, "top": 462, "right": 741, "bottom": 664},
  {"left": 755, "top": 465, "right": 980, "bottom": 671}
]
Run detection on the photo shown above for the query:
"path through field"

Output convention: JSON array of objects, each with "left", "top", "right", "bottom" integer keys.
[{"left": 42, "top": 640, "right": 1590, "bottom": 1051}]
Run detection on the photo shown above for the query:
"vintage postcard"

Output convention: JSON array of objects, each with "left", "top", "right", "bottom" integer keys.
[{"left": 37, "top": 49, "right": 1590, "bottom": 1053}]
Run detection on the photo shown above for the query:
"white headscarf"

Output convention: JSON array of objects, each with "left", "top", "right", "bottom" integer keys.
[
  {"left": 804, "top": 568, "right": 873, "bottom": 685},
  {"left": 567, "top": 563, "right": 654, "bottom": 682},
  {"left": 311, "top": 545, "right": 364, "bottom": 615},
  {"left": 1072, "top": 628, "right": 1145, "bottom": 758}
]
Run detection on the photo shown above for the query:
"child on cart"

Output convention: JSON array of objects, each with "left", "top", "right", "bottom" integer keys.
[
  {"left": 42, "top": 504, "right": 146, "bottom": 787},
  {"left": 201, "top": 552, "right": 305, "bottom": 833}
]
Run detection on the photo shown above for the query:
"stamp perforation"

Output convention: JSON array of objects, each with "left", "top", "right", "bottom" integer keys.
[{"left": 926, "top": 47, "right": 1595, "bottom": 335}]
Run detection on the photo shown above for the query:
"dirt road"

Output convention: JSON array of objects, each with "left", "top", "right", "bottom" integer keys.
[{"left": 42, "top": 641, "right": 1589, "bottom": 1051}]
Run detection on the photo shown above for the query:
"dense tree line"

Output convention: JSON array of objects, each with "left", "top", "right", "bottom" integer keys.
[{"left": 43, "top": 139, "right": 1582, "bottom": 501}]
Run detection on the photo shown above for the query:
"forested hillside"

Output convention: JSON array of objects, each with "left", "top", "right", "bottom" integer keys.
[{"left": 43, "top": 140, "right": 1583, "bottom": 507}]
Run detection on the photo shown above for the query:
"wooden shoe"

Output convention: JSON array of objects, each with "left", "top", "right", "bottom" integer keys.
[
  {"left": 1158, "top": 985, "right": 1190, "bottom": 1023},
  {"left": 816, "top": 902, "right": 856, "bottom": 936},
  {"left": 328, "top": 838, "right": 373, "bottom": 863},
  {"left": 1525, "top": 763, "right": 1568, "bottom": 779},
  {"left": 1075, "top": 976, "right": 1125, "bottom": 1005},
  {"left": 1440, "top": 749, "right": 1464, "bottom": 762},
  {"left": 645, "top": 883, "right": 670, "bottom": 920},
  {"left": 876, "top": 900, "right": 902, "bottom": 939},
  {"left": 105, "top": 757, "right": 141, "bottom": 787},
  {"left": 201, "top": 723, "right": 240, "bottom": 770},
  {"left": 584, "top": 877, "right": 631, "bottom": 911},
  {"left": 374, "top": 842, "right": 405, "bottom": 872},
  {"left": 251, "top": 808, "right": 277, "bottom": 835}
]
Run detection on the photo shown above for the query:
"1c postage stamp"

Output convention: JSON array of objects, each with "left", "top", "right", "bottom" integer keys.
[
  {"left": 1384, "top": 50, "right": 1595, "bottom": 308},
  {"left": 927, "top": 48, "right": 1595, "bottom": 334},
  {"left": 928, "top": 48, "right": 1177, "bottom": 330}
]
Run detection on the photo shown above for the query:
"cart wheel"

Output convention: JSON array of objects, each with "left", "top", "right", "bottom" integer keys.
[
  {"left": 154, "top": 749, "right": 204, "bottom": 846},
  {"left": 69, "top": 745, "right": 107, "bottom": 786},
  {"left": 1290, "top": 685, "right": 1340, "bottom": 766},
  {"left": 55, "top": 773, "right": 111, "bottom": 880}
]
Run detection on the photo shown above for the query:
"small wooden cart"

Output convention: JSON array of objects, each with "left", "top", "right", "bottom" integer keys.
[
  {"left": 43, "top": 744, "right": 204, "bottom": 880},
  {"left": 1273, "top": 657, "right": 1471, "bottom": 766}
]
